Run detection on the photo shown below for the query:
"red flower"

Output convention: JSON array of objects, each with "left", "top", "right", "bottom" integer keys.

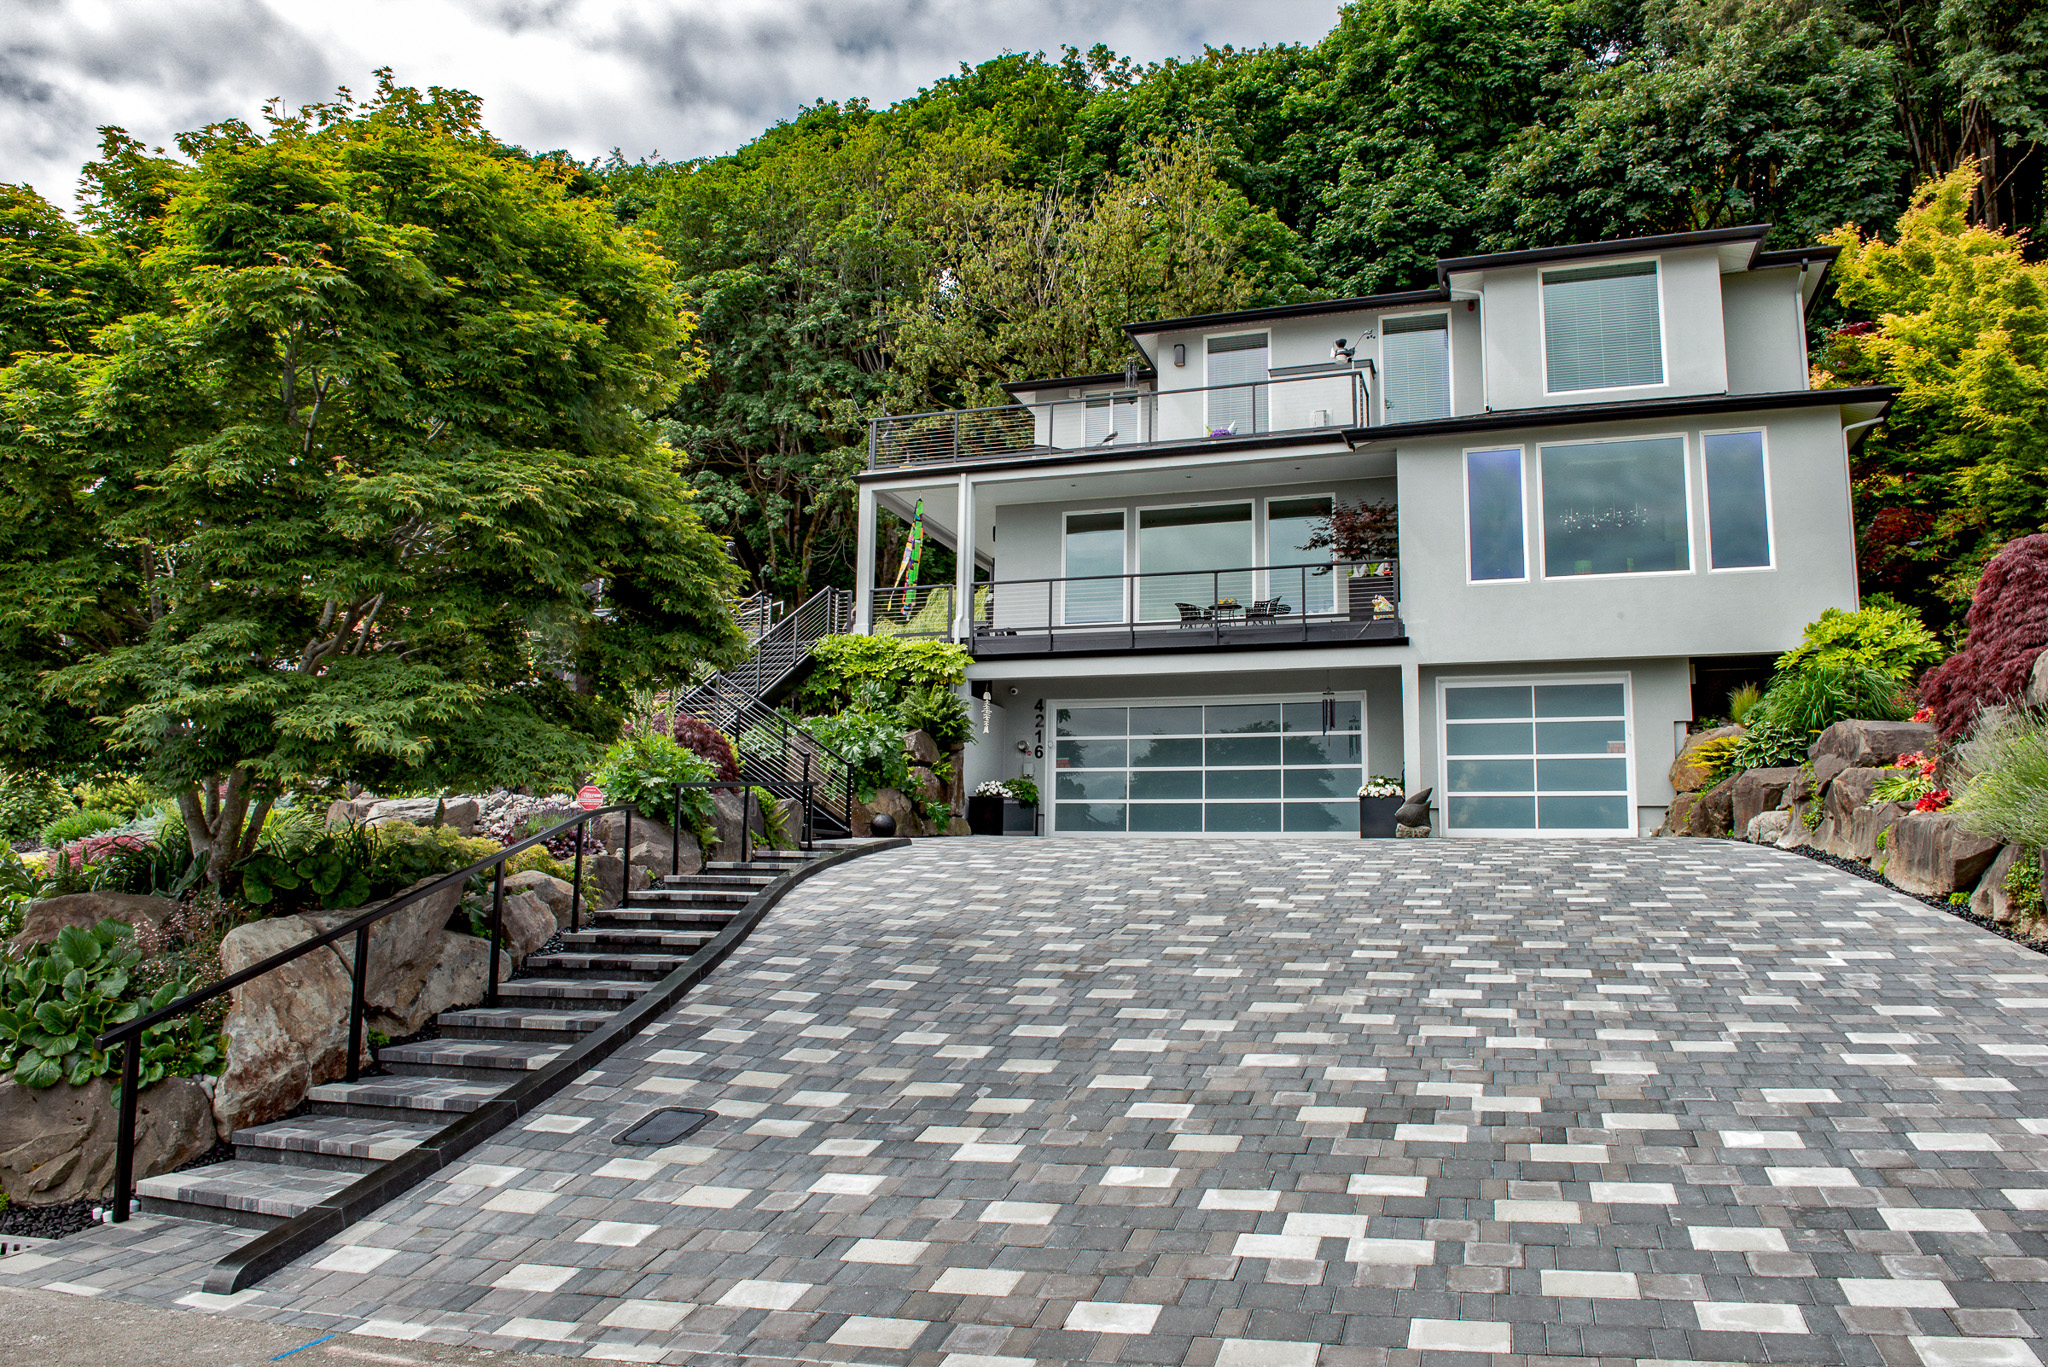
[{"left": 1914, "top": 789, "right": 1950, "bottom": 812}]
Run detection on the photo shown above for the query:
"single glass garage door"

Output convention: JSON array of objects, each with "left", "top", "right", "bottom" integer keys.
[
  {"left": 1442, "top": 681, "right": 1632, "bottom": 834},
  {"left": 1054, "top": 701, "right": 1362, "bottom": 834}
]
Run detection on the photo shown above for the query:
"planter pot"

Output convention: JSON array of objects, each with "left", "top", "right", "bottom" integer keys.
[
  {"left": 1002, "top": 799, "right": 1037, "bottom": 835},
  {"left": 1359, "top": 796, "right": 1402, "bottom": 838},
  {"left": 966, "top": 795, "right": 1004, "bottom": 836}
]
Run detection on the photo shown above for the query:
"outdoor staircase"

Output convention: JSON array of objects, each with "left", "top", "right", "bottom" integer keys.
[{"left": 135, "top": 849, "right": 826, "bottom": 1230}]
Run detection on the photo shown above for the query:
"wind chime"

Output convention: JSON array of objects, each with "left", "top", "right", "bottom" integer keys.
[{"left": 1321, "top": 672, "right": 1337, "bottom": 735}]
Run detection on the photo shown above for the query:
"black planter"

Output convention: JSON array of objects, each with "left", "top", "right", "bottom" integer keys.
[
  {"left": 1002, "top": 799, "right": 1037, "bottom": 835},
  {"left": 966, "top": 795, "right": 1004, "bottom": 836},
  {"left": 1359, "top": 795, "right": 1402, "bottom": 838}
]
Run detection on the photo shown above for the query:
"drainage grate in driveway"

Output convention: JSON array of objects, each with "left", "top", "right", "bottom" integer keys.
[{"left": 615, "top": 1108, "right": 713, "bottom": 1146}]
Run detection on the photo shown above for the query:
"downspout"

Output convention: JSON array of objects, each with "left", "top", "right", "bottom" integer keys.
[{"left": 1840, "top": 415, "right": 1885, "bottom": 608}]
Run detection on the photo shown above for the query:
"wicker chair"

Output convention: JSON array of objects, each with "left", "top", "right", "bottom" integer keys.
[{"left": 1174, "top": 602, "right": 1213, "bottom": 628}]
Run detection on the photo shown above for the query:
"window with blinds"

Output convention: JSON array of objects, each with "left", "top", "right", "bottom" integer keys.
[
  {"left": 1382, "top": 313, "right": 1450, "bottom": 421},
  {"left": 1206, "top": 332, "right": 1269, "bottom": 434},
  {"left": 1542, "top": 260, "right": 1663, "bottom": 393}
]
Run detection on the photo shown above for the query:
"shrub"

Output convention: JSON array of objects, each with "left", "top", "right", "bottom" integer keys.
[
  {"left": 1721, "top": 716, "right": 1827, "bottom": 774},
  {"left": 805, "top": 707, "right": 912, "bottom": 802},
  {"left": 591, "top": 735, "right": 717, "bottom": 828},
  {"left": 1687, "top": 734, "right": 1744, "bottom": 784},
  {"left": 505, "top": 844, "right": 599, "bottom": 904},
  {"left": 900, "top": 685, "right": 974, "bottom": 750},
  {"left": 794, "top": 635, "right": 971, "bottom": 711},
  {"left": 2006, "top": 854, "right": 2043, "bottom": 922},
  {"left": 1921, "top": 535, "right": 2048, "bottom": 740},
  {"left": 672, "top": 715, "right": 741, "bottom": 781},
  {"left": 39, "top": 809, "right": 121, "bottom": 849},
  {"left": 0, "top": 771, "right": 70, "bottom": 845},
  {"left": 1951, "top": 711, "right": 2048, "bottom": 848},
  {"left": 72, "top": 776, "right": 162, "bottom": 822},
  {"left": 1775, "top": 604, "right": 1944, "bottom": 683},
  {"left": 1007, "top": 775, "right": 1040, "bottom": 807},
  {"left": 1727, "top": 683, "right": 1763, "bottom": 725},
  {"left": 233, "top": 820, "right": 499, "bottom": 916},
  {"left": 0, "top": 922, "right": 222, "bottom": 1095},
  {"left": 99, "top": 833, "right": 210, "bottom": 900},
  {"left": 1753, "top": 664, "right": 1910, "bottom": 736}
]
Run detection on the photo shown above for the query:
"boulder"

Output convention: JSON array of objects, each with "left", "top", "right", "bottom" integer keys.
[
  {"left": 854, "top": 787, "right": 918, "bottom": 838},
  {"left": 364, "top": 796, "right": 482, "bottom": 836},
  {"left": 589, "top": 854, "right": 648, "bottom": 909},
  {"left": 1808, "top": 719, "right": 1938, "bottom": 788},
  {"left": 770, "top": 798, "right": 805, "bottom": 849},
  {"left": 1777, "top": 798, "right": 1820, "bottom": 851},
  {"left": 212, "top": 915, "right": 363, "bottom": 1140},
  {"left": 1973, "top": 844, "right": 2031, "bottom": 925},
  {"left": 1745, "top": 810, "right": 1792, "bottom": 845},
  {"left": 0, "top": 1075, "right": 215, "bottom": 1205},
  {"left": 384, "top": 931, "right": 493, "bottom": 1036},
  {"left": 12, "top": 892, "right": 180, "bottom": 952},
  {"left": 1884, "top": 811, "right": 2003, "bottom": 898},
  {"left": 711, "top": 788, "right": 771, "bottom": 858},
  {"left": 498, "top": 889, "right": 555, "bottom": 962},
  {"left": 903, "top": 729, "right": 943, "bottom": 766},
  {"left": 305, "top": 876, "right": 465, "bottom": 1040},
  {"left": 1656, "top": 775, "right": 1736, "bottom": 837},
  {"left": 1670, "top": 724, "right": 1746, "bottom": 794},
  {"left": 504, "top": 870, "right": 575, "bottom": 929},
  {"left": 946, "top": 816, "right": 973, "bottom": 838},
  {"left": 1818, "top": 767, "right": 1904, "bottom": 862},
  {"left": 908, "top": 766, "right": 947, "bottom": 806},
  {"left": 599, "top": 811, "right": 700, "bottom": 878},
  {"left": 1730, "top": 766, "right": 1804, "bottom": 835}
]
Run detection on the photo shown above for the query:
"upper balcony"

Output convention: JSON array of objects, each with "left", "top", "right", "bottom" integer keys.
[{"left": 868, "top": 370, "right": 1372, "bottom": 471}]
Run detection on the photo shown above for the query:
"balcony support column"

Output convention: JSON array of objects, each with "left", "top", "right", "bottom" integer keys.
[
  {"left": 1401, "top": 658, "right": 1424, "bottom": 818},
  {"left": 855, "top": 483, "right": 877, "bottom": 635},
  {"left": 953, "top": 473, "right": 976, "bottom": 642}
]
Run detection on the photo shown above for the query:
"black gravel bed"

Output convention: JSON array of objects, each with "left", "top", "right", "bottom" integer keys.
[
  {"left": 509, "top": 930, "right": 566, "bottom": 979},
  {"left": 0, "top": 1197, "right": 96, "bottom": 1240},
  {"left": 1788, "top": 842, "right": 2048, "bottom": 957}
]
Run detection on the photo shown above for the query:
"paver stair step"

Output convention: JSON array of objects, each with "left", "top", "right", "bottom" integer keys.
[
  {"left": 376, "top": 1037, "right": 565, "bottom": 1080},
  {"left": 662, "top": 872, "right": 778, "bottom": 889},
  {"left": 232, "top": 1116, "right": 437, "bottom": 1172},
  {"left": 626, "top": 887, "right": 755, "bottom": 908},
  {"left": 136, "top": 1161, "right": 356, "bottom": 1231},
  {"left": 559, "top": 927, "right": 715, "bottom": 953},
  {"left": 306, "top": 1075, "right": 504, "bottom": 1121},
  {"left": 489, "top": 976, "right": 649, "bottom": 1005},
  {"left": 520, "top": 950, "right": 689, "bottom": 980},
  {"left": 436, "top": 1006, "right": 618, "bottom": 1043},
  {"left": 598, "top": 907, "right": 741, "bottom": 931}
]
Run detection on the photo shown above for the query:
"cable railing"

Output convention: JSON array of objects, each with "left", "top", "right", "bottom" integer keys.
[
  {"left": 970, "top": 558, "right": 1400, "bottom": 650},
  {"left": 94, "top": 780, "right": 821, "bottom": 1228},
  {"left": 868, "top": 370, "right": 1372, "bottom": 469},
  {"left": 871, "top": 584, "right": 955, "bottom": 640}
]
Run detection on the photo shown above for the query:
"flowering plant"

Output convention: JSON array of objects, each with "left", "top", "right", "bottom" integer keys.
[
  {"left": 1357, "top": 775, "right": 1404, "bottom": 799},
  {"left": 1872, "top": 750, "right": 1942, "bottom": 806},
  {"left": 1915, "top": 789, "right": 1951, "bottom": 812},
  {"left": 973, "top": 777, "right": 1039, "bottom": 805}
]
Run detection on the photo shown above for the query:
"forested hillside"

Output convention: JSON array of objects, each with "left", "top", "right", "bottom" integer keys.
[{"left": 600, "top": 0, "right": 2044, "bottom": 622}]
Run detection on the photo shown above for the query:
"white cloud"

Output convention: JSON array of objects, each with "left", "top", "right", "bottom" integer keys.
[{"left": 0, "top": 0, "right": 1345, "bottom": 206}]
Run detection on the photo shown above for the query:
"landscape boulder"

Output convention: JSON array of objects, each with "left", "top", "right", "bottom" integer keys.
[
  {"left": 1884, "top": 811, "right": 2003, "bottom": 898},
  {"left": 504, "top": 870, "right": 575, "bottom": 929},
  {"left": 498, "top": 889, "right": 555, "bottom": 962},
  {"left": 211, "top": 915, "right": 364, "bottom": 1140},
  {"left": 0, "top": 1075, "right": 214, "bottom": 1205},
  {"left": 2028, "top": 651, "right": 2048, "bottom": 710},
  {"left": 1777, "top": 798, "right": 1819, "bottom": 851},
  {"left": 600, "top": 812, "right": 700, "bottom": 879},
  {"left": 364, "top": 795, "right": 482, "bottom": 836},
  {"left": 1808, "top": 719, "right": 1937, "bottom": 788},
  {"left": 1745, "top": 810, "right": 1792, "bottom": 845},
  {"left": 903, "top": 729, "right": 943, "bottom": 766},
  {"left": 387, "top": 931, "right": 493, "bottom": 1036},
  {"left": 1730, "top": 767, "right": 1804, "bottom": 835},
  {"left": 12, "top": 892, "right": 180, "bottom": 952},
  {"left": 304, "top": 876, "right": 466, "bottom": 1038},
  {"left": 1973, "top": 844, "right": 2030, "bottom": 925},
  {"left": 589, "top": 853, "right": 647, "bottom": 909},
  {"left": 1656, "top": 775, "right": 1736, "bottom": 837},
  {"left": 1818, "top": 768, "right": 1906, "bottom": 862},
  {"left": 711, "top": 788, "right": 772, "bottom": 857},
  {"left": 1669, "top": 725, "right": 1746, "bottom": 794},
  {"left": 855, "top": 787, "right": 919, "bottom": 838}
]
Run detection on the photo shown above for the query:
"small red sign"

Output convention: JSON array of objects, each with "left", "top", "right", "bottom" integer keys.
[{"left": 576, "top": 785, "right": 604, "bottom": 809}]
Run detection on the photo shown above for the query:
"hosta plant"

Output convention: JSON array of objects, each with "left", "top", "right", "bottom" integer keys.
[{"left": 0, "top": 921, "right": 222, "bottom": 1097}]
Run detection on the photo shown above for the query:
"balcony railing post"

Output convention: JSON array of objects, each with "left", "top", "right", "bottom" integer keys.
[
  {"left": 803, "top": 754, "right": 815, "bottom": 850},
  {"left": 111, "top": 1037, "right": 139, "bottom": 1222},
  {"left": 570, "top": 835, "right": 584, "bottom": 936},
  {"left": 487, "top": 863, "right": 505, "bottom": 1007},
  {"left": 952, "top": 412, "right": 961, "bottom": 463},
  {"left": 346, "top": 923, "right": 370, "bottom": 1084},
  {"left": 742, "top": 784, "right": 753, "bottom": 865},
  {"left": 671, "top": 783, "right": 683, "bottom": 880}
]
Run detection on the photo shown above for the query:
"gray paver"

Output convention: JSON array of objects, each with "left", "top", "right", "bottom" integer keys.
[{"left": 12, "top": 838, "right": 2048, "bottom": 1367}]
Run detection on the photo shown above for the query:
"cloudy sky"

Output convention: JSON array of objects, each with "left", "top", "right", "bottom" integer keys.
[{"left": 4, "top": 0, "right": 1346, "bottom": 207}]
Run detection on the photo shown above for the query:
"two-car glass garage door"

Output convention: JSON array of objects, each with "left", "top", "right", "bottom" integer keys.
[
  {"left": 1442, "top": 680, "right": 1634, "bottom": 834},
  {"left": 1054, "top": 700, "right": 1362, "bottom": 834}
]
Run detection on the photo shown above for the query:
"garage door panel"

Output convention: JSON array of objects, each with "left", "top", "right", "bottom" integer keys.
[
  {"left": 1286, "top": 801, "right": 1350, "bottom": 832},
  {"left": 1284, "top": 734, "right": 1361, "bottom": 764},
  {"left": 1284, "top": 767, "right": 1355, "bottom": 798},
  {"left": 1536, "top": 720, "right": 1624, "bottom": 753},
  {"left": 1539, "top": 793, "right": 1629, "bottom": 828},
  {"left": 1057, "top": 707, "right": 1125, "bottom": 736},
  {"left": 1208, "top": 736, "right": 1281, "bottom": 766},
  {"left": 1448, "top": 759, "right": 1534, "bottom": 792},
  {"left": 1445, "top": 685, "right": 1532, "bottom": 720},
  {"left": 1207, "top": 802, "right": 1281, "bottom": 831},
  {"left": 1447, "top": 721, "right": 1534, "bottom": 755},
  {"left": 1207, "top": 705, "right": 1281, "bottom": 734},
  {"left": 1131, "top": 803, "right": 1202, "bottom": 832},
  {"left": 1058, "top": 801, "right": 1125, "bottom": 831},
  {"left": 1206, "top": 769, "right": 1281, "bottom": 799},
  {"left": 1056, "top": 771, "right": 1127, "bottom": 801},
  {"left": 1536, "top": 682, "right": 1625, "bottom": 717},
  {"left": 1057, "top": 738, "right": 1127, "bottom": 767},
  {"left": 1131, "top": 770, "right": 1201, "bottom": 800},
  {"left": 1131, "top": 737, "right": 1203, "bottom": 766},
  {"left": 1537, "top": 757, "right": 1628, "bottom": 791},
  {"left": 1284, "top": 700, "right": 1361, "bottom": 731},
  {"left": 1447, "top": 795, "right": 1536, "bottom": 829},
  {"left": 1131, "top": 706, "right": 1202, "bottom": 734}
]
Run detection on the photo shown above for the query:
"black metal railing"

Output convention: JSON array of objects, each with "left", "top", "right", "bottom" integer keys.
[
  {"left": 93, "top": 778, "right": 821, "bottom": 1226},
  {"left": 868, "top": 370, "right": 1372, "bottom": 469},
  {"left": 870, "top": 584, "right": 956, "bottom": 640},
  {"left": 969, "top": 558, "right": 1400, "bottom": 651}
]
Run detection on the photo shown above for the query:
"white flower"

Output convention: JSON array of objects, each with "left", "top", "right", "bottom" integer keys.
[{"left": 1357, "top": 776, "right": 1404, "bottom": 799}]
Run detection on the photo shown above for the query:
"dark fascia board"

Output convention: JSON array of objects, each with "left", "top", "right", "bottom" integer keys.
[
  {"left": 1435, "top": 224, "right": 1771, "bottom": 279},
  {"left": 1751, "top": 245, "right": 1840, "bottom": 310},
  {"left": 1120, "top": 287, "right": 1449, "bottom": 344},
  {"left": 857, "top": 428, "right": 1358, "bottom": 485},
  {"left": 1001, "top": 369, "right": 1157, "bottom": 397},
  {"left": 1340, "top": 385, "right": 1898, "bottom": 446}
]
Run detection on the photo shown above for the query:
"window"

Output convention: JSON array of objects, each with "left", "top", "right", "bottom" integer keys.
[
  {"left": 1054, "top": 699, "right": 1363, "bottom": 835},
  {"left": 1137, "top": 503, "right": 1253, "bottom": 620},
  {"left": 1543, "top": 260, "right": 1663, "bottom": 393},
  {"left": 1441, "top": 680, "right": 1632, "bottom": 834},
  {"left": 1206, "top": 333, "right": 1268, "bottom": 434},
  {"left": 1063, "top": 511, "right": 1125, "bottom": 624},
  {"left": 1540, "top": 436, "right": 1690, "bottom": 577},
  {"left": 1703, "top": 430, "right": 1771, "bottom": 569},
  {"left": 1266, "top": 495, "right": 1336, "bottom": 614},
  {"left": 1382, "top": 313, "right": 1450, "bottom": 421},
  {"left": 1465, "top": 448, "right": 1525, "bottom": 581}
]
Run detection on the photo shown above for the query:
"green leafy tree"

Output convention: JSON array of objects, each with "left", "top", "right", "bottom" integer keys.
[
  {"left": 0, "top": 76, "right": 744, "bottom": 877},
  {"left": 1820, "top": 163, "right": 2048, "bottom": 615}
]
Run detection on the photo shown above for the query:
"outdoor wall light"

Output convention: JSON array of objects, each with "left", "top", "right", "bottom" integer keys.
[{"left": 1172, "top": 344, "right": 1186, "bottom": 366}]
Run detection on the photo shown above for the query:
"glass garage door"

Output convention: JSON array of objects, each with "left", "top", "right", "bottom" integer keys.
[
  {"left": 1442, "top": 681, "right": 1632, "bottom": 834},
  {"left": 1054, "top": 701, "right": 1362, "bottom": 834}
]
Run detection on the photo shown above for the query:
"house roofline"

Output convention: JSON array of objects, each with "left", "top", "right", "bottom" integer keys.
[
  {"left": 1119, "top": 287, "right": 1450, "bottom": 346},
  {"left": 1000, "top": 369, "right": 1157, "bottom": 397},
  {"left": 1435, "top": 224, "right": 1771, "bottom": 278}
]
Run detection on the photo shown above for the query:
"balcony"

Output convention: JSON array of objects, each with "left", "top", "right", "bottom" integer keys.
[
  {"left": 868, "top": 371, "right": 1372, "bottom": 470},
  {"left": 963, "top": 560, "right": 1402, "bottom": 658}
]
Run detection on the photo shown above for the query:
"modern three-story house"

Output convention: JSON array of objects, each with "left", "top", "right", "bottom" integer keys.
[{"left": 851, "top": 225, "right": 1893, "bottom": 839}]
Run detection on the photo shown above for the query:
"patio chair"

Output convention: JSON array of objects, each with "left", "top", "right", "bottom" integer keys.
[
  {"left": 1174, "top": 602, "right": 1213, "bottom": 628},
  {"left": 1246, "top": 599, "right": 1293, "bottom": 622}
]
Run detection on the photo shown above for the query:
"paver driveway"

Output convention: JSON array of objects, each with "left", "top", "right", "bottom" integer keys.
[{"left": 9, "top": 838, "right": 2048, "bottom": 1367}]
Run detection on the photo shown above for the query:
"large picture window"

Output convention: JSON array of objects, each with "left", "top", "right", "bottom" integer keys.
[
  {"left": 1063, "top": 511, "right": 1125, "bottom": 624},
  {"left": 1540, "top": 436, "right": 1690, "bottom": 577},
  {"left": 1137, "top": 503, "right": 1253, "bottom": 620},
  {"left": 1266, "top": 495, "right": 1336, "bottom": 614},
  {"left": 1703, "top": 430, "right": 1772, "bottom": 569},
  {"left": 1382, "top": 313, "right": 1450, "bottom": 422},
  {"left": 1465, "top": 448, "right": 1525, "bottom": 581},
  {"left": 1543, "top": 260, "right": 1663, "bottom": 393}
]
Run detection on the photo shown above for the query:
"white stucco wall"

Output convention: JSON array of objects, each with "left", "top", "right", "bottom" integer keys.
[{"left": 1721, "top": 268, "right": 1810, "bottom": 395}]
